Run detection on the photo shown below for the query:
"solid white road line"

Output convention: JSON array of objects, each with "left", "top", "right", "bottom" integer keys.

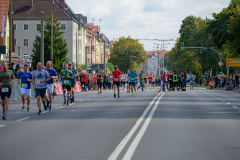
[
  {"left": 0, "top": 125, "right": 6, "bottom": 128},
  {"left": 227, "top": 102, "right": 231, "bottom": 105},
  {"left": 108, "top": 92, "right": 162, "bottom": 160},
  {"left": 233, "top": 106, "right": 238, "bottom": 109},
  {"left": 16, "top": 117, "right": 30, "bottom": 122},
  {"left": 122, "top": 92, "right": 165, "bottom": 160},
  {"left": 69, "top": 103, "right": 75, "bottom": 106}
]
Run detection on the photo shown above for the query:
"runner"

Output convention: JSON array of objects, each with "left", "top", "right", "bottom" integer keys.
[
  {"left": 32, "top": 62, "right": 51, "bottom": 114},
  {"left": 125, "top": 70, "right": 130, "bottom": 93},
  {"left": 0, "top": 62, "right": 15, "bottom": 120},
  {"left": 190, "top": 74, "right": 194, "bottom": 90},
  {"left": 68, "top": 63, "right": 77, "bottom": 103},
  {"left": 137, "top": 70, "right": 144, "bottom": 91},
  {"left": 81, "top": 72, "right": 87, "bottom": 91},
  {"left": 144, "top": 75, "right": 148, "bottom": 89},
  {"left": 18, "top": 64, "right": 32, "bottom": 112},
  {"left": 148, "top": 74, "right": 153, "bottom": 89},
  {"left": 60, "top": 63, "right": 73, "bottom": 105},
  {"left": 112, "top": 65, "right": 122, "bottom": 98},
  {"left": 128, "top": 68, "right": 138, "bottom": 96},
  {"left": 44, "top": 61, "right": 58, "bottom": 111},
  {"left": 97, "top": 73, "right": 103, "bottom": 94},
  {"left": 159, "top": 71, "right": 168, "bottom": 92},
  {"left": 152, "top": 76, "right": 156, "bottom": 89}
]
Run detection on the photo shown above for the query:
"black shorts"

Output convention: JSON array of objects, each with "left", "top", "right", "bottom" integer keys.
[
  {"left": 126, "top": 81, "right": 129, "bottom": 84},
  {"left": 81, "top": 82, "right": 86, "bottom": 86},
  {"left": 0, "top": 87, "right": 12, "bottom": 100},
  {"left": 97, "top": 82, "right": 102, "bottom": 88},
  {"left": 35, "top": 88, "right": 47, "bottom": 98},
  {"left": 62, "top": 85, "right": 72, "bottom": 91},
  {"left": 113, "top": 81, "right": 120, "bottom": 87},
  {"left": 71, "top": 81, "right": 76, "bottom": 89},
  {"left": 122, "top": 82, "right": 126, "bottom": 85}
]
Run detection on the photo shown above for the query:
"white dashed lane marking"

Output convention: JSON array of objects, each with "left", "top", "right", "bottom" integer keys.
[
  {"left": 16, "top": 117, "right": 30, "bottom": 122},
  {"left": 0, "top": 125, "right": 6, "bottom": 128}
]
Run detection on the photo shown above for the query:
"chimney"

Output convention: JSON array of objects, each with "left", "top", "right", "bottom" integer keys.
[{"left": 59, "top": 0, "right": 65, "bottom": 9}]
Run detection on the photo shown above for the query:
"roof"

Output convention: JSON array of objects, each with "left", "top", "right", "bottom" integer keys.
[
  {"left": 0, "top": 0, "right": 10, "bottom": 45},
  {"left": 12, "top": 0, "right": 73, "bottom": 21},
  {"left": 146, "top": 51, "right": 170, "bottom": 56}
]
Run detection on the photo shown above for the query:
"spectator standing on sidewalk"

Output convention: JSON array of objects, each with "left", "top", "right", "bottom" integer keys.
[{"left": 235, "top": 73, "right": 239, "bottom": 89}]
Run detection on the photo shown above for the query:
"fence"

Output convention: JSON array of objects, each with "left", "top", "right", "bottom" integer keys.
[{"left": 9, "top": 81, "right": 82, "bottom": 101}]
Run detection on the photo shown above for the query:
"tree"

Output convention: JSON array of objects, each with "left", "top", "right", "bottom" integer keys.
[
  {"left": 106, "top": 62, "right": 114, "bottom": 74},
  {"left": 108, "top": 36, "right": 146, "bottom": 72},
  {"left": 31, "top": 13, "right": 69, "bottom": 73}
]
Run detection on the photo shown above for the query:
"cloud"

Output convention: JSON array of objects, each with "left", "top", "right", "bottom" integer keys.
[{"left": 67, "top": 0, "right": 230, "bottom": 51}]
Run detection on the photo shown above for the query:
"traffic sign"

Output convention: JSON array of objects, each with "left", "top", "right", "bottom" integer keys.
[
  {"left": 218, "top": 61, "right": 223, "bottom": 66},
  {"left": 226, "top": 58, "right": 240, "bottom": 67}
]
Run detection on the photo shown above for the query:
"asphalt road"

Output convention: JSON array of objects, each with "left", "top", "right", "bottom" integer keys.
[{"left": 0, "top": 86, "right": 240, "bottom": 160}]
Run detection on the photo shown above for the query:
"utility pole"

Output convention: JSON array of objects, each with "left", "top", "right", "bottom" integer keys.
[
  {"left": 103, "top": 35, "right": 106, "bottom": 74},
  {"left": 40, "top": 21, "right": 44, "bottom": 65},
  {"left": 51, "top": 11, "right": 53, "bottom": 63},
  {"left": 76, "top": 30, "right": 78, "bottom": 72},
  {"left": 9, "top": 0, "right": 12, "bottom": 63}
]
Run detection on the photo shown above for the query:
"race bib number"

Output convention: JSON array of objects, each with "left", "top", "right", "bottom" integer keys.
[
  {"left": 1, "top": 87, "right": 9, "bottom": 93},
  {"left": 22, "top": 83, "right": 28, "bottom": 89},
  {"left": 114, "top": 78, "right": 118, "bottom": 81},
  {"left": 47, "top": 84, "right": 53, "bottom": 88},
  {"left": 131, "top": 78, "right": 135, "bottom": 81},
  {"left": 64, "top": 80, "right": 69, "bottom": 84},
  {"left": 37, "top": 80, "right": 44, "bottom": 85}
]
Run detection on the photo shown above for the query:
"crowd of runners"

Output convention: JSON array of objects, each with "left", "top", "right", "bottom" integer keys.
[{"left": 0, "top": 61, "right": 190, "bottom": 120}]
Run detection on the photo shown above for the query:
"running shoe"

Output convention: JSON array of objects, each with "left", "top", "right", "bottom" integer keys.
[
  {"left": 27, "top": 107, "right": 30, "bottom": 112},
  {"left": 70, "top": 99, "right": 73, "bottom": 104},
  {"left": 47, "top": 101, "right": 49, "bottom": 109},
  {"left": 22, "top": 106, "right": 25, "bottom": 111},
  {"left": 164, "top": 91, "right": 165, "bottom": 92},
  {"left": 114, "top": 94, "right": 116, "bottom": 98},
  {"left": 38, "top": 110, "right": 42, "bottom": 115},
  {"left": 44, "top": 105, "right": 47, "bottom": 111},
  {"left": 72, "top": 97, "right": 75, "bottom": 102},
  {"left": 132, "top": 93, "right": 134, "bottom": 96},
  {"left": 49, "top": 106, "right": 52, "bottom": 111},
  {"left": 135, "top": 88, "right": 136, "bottom": 92},
  {"left": 158, "top": 91, "right": 161, "bottom": 92},
  {"left": 100, "top": 91, "right": 102, "bottom": 93},
  {"left": 118, "top": 94, "right": 120, "bottom": 98},
  {"left": 2, "top": 114, "right": 6, "bottom": 120}
]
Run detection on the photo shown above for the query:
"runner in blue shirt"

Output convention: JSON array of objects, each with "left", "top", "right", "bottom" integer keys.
[
  {"left": 44, "top": 61, "right": 58, "bottom": 111},
  {"left": 128, "top": 68, "right": 138, "bottom": 96},
  {"left": 18, "top": 64, "right": 32, "bottom": 112},
  {"left": 189, "top": 75, "right": 194, "bottom": 90}
]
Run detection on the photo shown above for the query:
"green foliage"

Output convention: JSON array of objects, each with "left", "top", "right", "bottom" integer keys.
[
  {"left": 106, "top": 62, "right": 114, "bottom": 73},
  {"left": 31, "top": 13, "right": 69, "bottom": 73},
  {"left": 108, "top": 36, "right": 146, "bottom": 72},
  {"left": 78, "top": 64, "right": 86, "bottom": 69},
  {"left": 168, "top": 2, "right": 240, "bottom": 76}
]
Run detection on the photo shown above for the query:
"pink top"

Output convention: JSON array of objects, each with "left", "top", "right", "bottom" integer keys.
[
  {"left": 93, "top": 75, "right": 97, "bottom": 82},
  {"left": 0, "top": 66, "right": 2, "bottom": 71}
]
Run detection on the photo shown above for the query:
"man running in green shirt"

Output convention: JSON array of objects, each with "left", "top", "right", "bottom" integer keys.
[
  {"left": 60, "top": 63, "right": 73, "bottom": 105},
  {"left": 137, "top": 71, "right": 144, "bottom": 91}
]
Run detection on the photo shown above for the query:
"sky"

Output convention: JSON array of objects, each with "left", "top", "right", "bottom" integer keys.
[{"left": 67, "top": 0, "right": 230, "bottom": 51}]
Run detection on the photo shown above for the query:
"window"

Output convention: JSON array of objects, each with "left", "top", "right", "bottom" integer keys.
[
  {"left": 14, "top": 24, "right": 16, "bottom": 31},
  {"left": 61, "top": 24, "right": 66, "bottom": 30},
  {"left": 36, "top": 24, "right": 41, "bottom": 31},
  {"left": 24, "top": 39, "right": 28, "bottom": 46},
  {"left": 23, "top": 54, "right": 29, "bottom": 60},
  {"left": 23, "top": 24, "right": 29, "bottom": 31}
]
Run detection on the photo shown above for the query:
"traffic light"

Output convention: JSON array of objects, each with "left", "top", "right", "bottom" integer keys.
[
  {"left": 181, "top": 42, "right": 184, "bottom": 50},
  {"left": 218, "top": 68, "right": 222, "bottom": 74}
]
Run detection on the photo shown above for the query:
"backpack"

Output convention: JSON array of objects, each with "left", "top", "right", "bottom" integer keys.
[{"left": 163, "top": 76, "right": 167, "bottom": 82}]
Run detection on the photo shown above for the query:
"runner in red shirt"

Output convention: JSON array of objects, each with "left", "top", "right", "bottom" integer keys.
[
  {"left": 148, "top": 75, "right": 153, "bottom": 89},
  {"left": 112, "top": 65, "right": 122, "bottom": 98}
]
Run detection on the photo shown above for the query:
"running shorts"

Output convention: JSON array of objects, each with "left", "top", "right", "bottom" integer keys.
[{"left": 21, "top": 88, "right": 31, "bottom": 97}]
